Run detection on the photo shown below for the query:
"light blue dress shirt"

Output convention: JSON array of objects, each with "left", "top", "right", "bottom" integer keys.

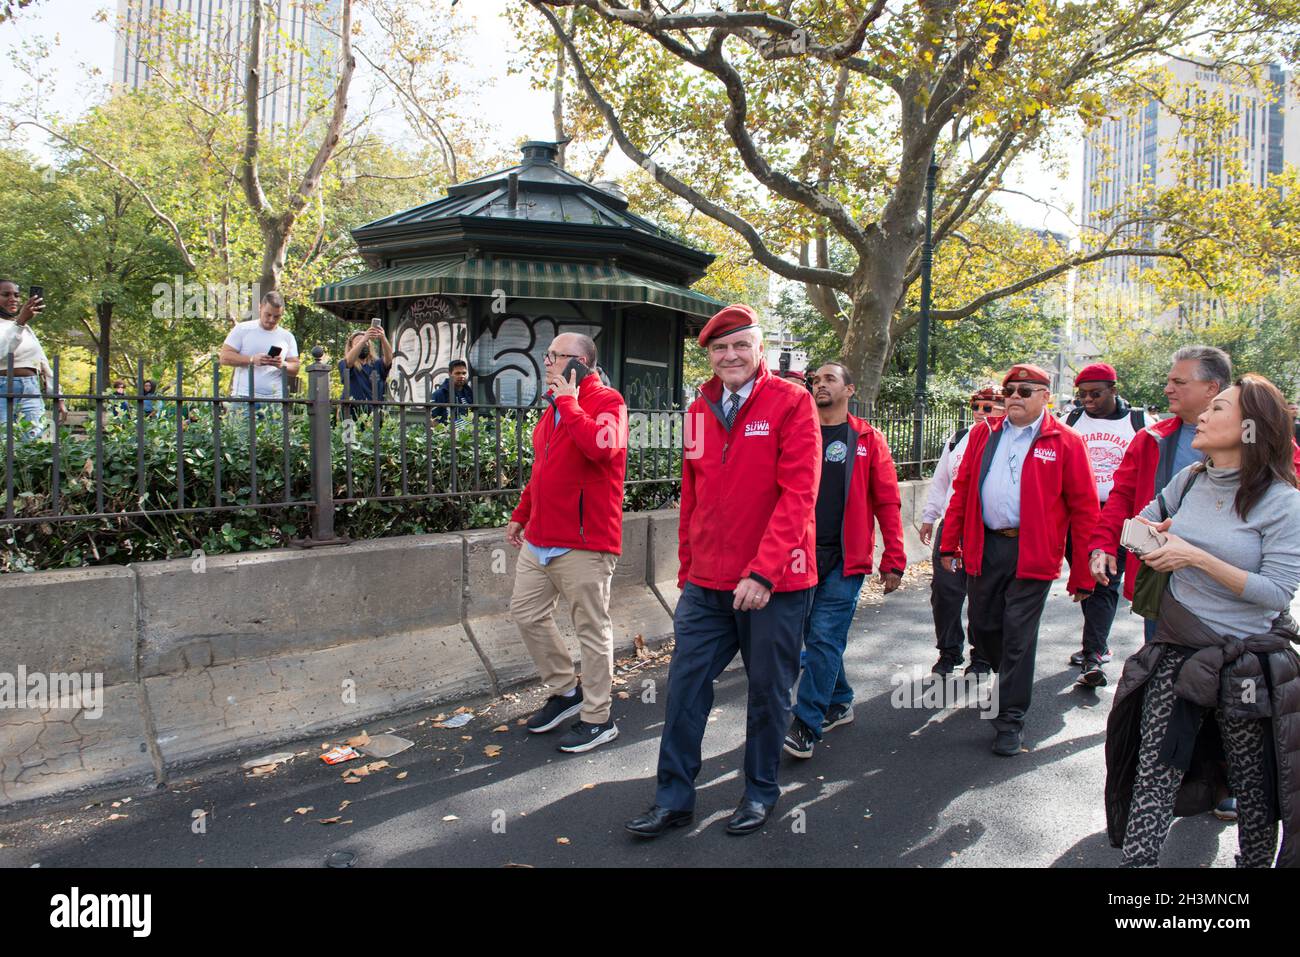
[
  {"left": 1171, "top": 421, "right": 1204, "bottom": 475},
  {"left": 980, "top": 410, "right": 1045, "bottom": 529}
]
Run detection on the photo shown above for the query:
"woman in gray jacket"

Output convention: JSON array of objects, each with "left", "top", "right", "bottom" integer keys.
[{"left": 1106, "top": 374, "right": 1300, "bottom": 867}]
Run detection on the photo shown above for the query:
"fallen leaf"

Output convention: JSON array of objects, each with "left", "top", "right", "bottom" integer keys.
[
  {"left": 363, "top": 761, "right": 389, "bottom": 773},
  {"left": 294, "top": 807, "right": 314, "bottom": 815},
  {"left": 453, "top": 706, "right": 472, "bottom": 715},
  {"left": 344, "top": 777, "right": 361, "bottom": 784},
  {"left": 106, "top": 813, "right": 128, "bottom": 821},
  {"left": 581, "top": 784, "right": 595, "bottom": 790},
  {"left": 484, "top": 745, "right": 502, "bottom": 758},
  {"left": 249, "top": 764, "right": 279, "bottom": 776},
  {"left": 283, "top": 818, "right": 293, "bottom": 824},
  {"left": 111, "top": 802, "right": 121, "bottom": 809},
  {"left": 431, "top": 713, "right": 448, "bottom": 722},
  {"left": 318, "top": 817, "right": 342, "bottom": 825},
  {"left": 493, "top": 725, "right": 509, "bottom": 733},
  {"left": 345, "top": 731, "right": 371, "bottom": 748},
  {"left": 396, "top": 772, "right": 408, "bottom": 780},
  {"left": 442, "top": 815, "right": 459, "bottom": 822},
  {"left": 516, "top": 718, "right": 527, "bottom": 726},
  {"left": 556, "top": 837, "right": 571, "bottom": 845},
  {"left": 338, "top": 801, "right": 351, "bottom": 811}
]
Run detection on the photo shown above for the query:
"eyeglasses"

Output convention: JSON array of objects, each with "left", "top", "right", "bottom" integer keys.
[
  {"left": 1002, "top": 384, "right": 1046, "bottom": 399},
  {"left": 1075, "top": 388, "right": 1110, "bottom": 400},
  {"left": 544, "top": 351, "right": 585, "bottom": 365}
]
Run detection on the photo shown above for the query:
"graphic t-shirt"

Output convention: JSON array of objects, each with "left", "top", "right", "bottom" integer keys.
[
  {"left": 1069, "top": 403, "right": 1154, "bottom": 502},
  {"left": 815, "top": 422, "right": 850, "bottom": 580}
]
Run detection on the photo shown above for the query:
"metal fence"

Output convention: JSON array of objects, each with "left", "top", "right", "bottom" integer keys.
[{"left": 1, "top": 348, "right": 968, "bottom": 551}]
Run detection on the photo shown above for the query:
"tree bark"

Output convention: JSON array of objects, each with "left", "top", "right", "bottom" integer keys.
[{"left": 96, "top": 300, "right": 113, "bottom": 380}]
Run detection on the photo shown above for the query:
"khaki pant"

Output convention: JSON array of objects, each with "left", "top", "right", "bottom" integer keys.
[{"left": 510, "top": 545, "right": 618, "bottom": 724}]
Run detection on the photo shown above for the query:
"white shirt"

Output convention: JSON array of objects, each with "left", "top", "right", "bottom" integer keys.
[
  {"left": 721, "top": 375, "right": 756, "bottom": 416},
  {"left": 1067, "top": 405, "right": 1156, "bottom": 502},
  {"left": 0, "top": 318, "right": 53, "bottom": 387},
  {"left": 921, "top": 426, "right": 975, "bottom": 524},
  {"left": 223, "top": 320, "right": 299, "bottom": 397}
]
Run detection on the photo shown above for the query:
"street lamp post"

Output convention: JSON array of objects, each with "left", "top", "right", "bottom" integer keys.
[{"left": 911, "top": 149, "right": 939, "bottom": 478}]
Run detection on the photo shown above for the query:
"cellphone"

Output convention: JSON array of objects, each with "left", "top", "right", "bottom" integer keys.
[
  {"left": 561, "top": 357, "right": 590, "bottom": 383},
  {"left": 28, "top": 286, "right": 44, "bottom": 301},
  {"left": 370, "top": 318, "right": 382, "bottom": 329},
  {"left": 267, "top": 345, "right": 283, "bottom": 358}
]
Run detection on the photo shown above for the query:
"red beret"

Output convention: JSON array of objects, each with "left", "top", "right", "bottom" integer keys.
[
  {"left": 1002, "top": 363, "right": 1051, "bottom": 387},
  {"left": 777, "top": 369, "right": 807, "bottom": 383},
  {"left": 1075, "top": 363, "right": 1117, "bottom": 385},
  {"left": 970, "top": 386, "right": 1002, "bottom": 403},
  {"left": 698, "top": 304, "right": 760, "bottom": 347}
]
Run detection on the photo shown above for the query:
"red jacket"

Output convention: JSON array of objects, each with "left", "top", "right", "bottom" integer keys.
[
  {"left": 678, "top": 361, "right": 821, "bottom": 592},
  {"left": 940, "top": 411, "right": 1099, "bottom": 594},
  {"left": 510, "top": 373, "right": 628, "bottom": 554},
  {"left": 838, "top": 414, "right": 906, "bottom": 577},
  {"left": 1088, "top": 417, "right": 1300, "bottom": 600}
]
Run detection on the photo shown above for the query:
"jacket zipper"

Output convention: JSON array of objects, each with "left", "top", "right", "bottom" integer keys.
[{"left": 578, "top": 489, "right": 585, "bottom": 541}]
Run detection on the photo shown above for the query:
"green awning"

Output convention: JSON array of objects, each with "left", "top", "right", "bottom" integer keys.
[{"left": 313, "top": 257, "right": 723, "bottom": 320}]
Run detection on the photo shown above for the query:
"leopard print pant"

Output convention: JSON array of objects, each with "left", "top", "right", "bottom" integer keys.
[{"left": 1121, "top": 648, "right": 1278, "bottom": 868}]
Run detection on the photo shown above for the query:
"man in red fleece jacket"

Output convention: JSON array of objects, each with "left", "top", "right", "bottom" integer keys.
[
  {"left": 626, "top": 305, "right": 820, "bottom": 839},
  {"left": 506, "top": 333, "right": 628, "bottom": 755},
  {"left": 940, "top": 363, "right": 1099, "bottom": 757},
  {"left": 783, "top": 362, "right": 906, "bottom": 761}
]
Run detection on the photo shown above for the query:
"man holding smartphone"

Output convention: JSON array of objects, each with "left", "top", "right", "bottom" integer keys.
[
  {"left": 506, "top": 333, "right": 629, "bottom": 754},
  {"left": 219, "top": 291, "right": 300, "bottom": 407},
  {"left": 0, "top": 279, "right": 65, "bottom": 438}
]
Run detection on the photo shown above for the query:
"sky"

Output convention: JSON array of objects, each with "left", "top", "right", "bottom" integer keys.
[{"left": 5, "top": 0, "right": 1083, "bottom": 241}]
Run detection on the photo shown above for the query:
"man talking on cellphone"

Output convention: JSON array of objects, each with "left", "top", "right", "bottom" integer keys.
[{"left": 507, "top": 333, "right": 629, "bottom": 754}]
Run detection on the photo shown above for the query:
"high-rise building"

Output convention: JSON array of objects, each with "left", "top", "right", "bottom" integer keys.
[
  {"left": 111, "top": 0, "right": 342, "bottom": 131},
  {"left": 1077, "top": 58, "right": 1298, "bottom": 342}
]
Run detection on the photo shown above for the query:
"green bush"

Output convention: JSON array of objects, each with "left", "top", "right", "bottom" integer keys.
[{"left": 1, "top": 403, "right": 683, "bottom": 572}]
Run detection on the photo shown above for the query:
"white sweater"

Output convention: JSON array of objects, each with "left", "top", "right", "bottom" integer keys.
[{"left": 0, "top": 319, "right": 53, "bottom": 388}]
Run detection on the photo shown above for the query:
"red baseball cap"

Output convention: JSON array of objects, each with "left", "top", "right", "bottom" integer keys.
[
  {"left": 1002, "top": 363, "right": 1051, "bottom": 387},
  {"left": 698, "top": 304, "right": 760, "bottom": 347},
  {"left": 1075, "top": 363, "right": 1117, "bottom": 385}
]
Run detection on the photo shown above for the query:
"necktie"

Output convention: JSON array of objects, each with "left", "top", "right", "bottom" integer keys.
[{"left": 725, "top": 391, "right": 741, "bottom": 428}]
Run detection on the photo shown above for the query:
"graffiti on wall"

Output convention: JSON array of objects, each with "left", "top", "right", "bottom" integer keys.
[
  {"left": 390, "top": 295, "right": 468, "bottom": 404},
  {"left": 388, "top": 296, "right": 602, "bottom": 406}
]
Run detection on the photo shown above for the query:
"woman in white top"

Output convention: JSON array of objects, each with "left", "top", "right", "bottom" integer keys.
[{"left": 0, "top": 280, "right": 64, "bottom": 438}]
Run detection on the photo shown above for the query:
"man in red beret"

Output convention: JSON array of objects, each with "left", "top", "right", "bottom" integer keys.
[
  {"left": 920, "top": 386, "right": 1004, "bottom": 674},
  {"left": 939, "top": 363, "right": 1099, "bottom": 756},
  {"left": 626, "top": 304, "right": 821, "bottom": 837},
  {"left": 1057, "top": 363, "right": 1155, "bottom": 687}
]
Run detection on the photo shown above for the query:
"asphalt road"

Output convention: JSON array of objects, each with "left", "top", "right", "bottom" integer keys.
[{"left": 0, "top": 567, "right": 1245, "bottom": 868}]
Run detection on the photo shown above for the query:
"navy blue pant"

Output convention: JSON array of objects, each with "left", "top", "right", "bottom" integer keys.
[
  {"left": 1066, "top": 532, "right": 1127, "bottom": 657},
  {"left": 655, "top": 582, "right": 812, "bottom": 810},
  {"left": 793, "top": 562, "right": 864, "bottom": 740}
]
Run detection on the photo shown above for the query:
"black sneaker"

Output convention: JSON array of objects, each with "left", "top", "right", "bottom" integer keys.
[
  {"left": 1076, "top": 655, "right": 1107, "bottom": 688},
  {"left": 1069, "top": 649, "right": 1113, "bottom": 667},
  {"left": 964, "top": 659, "right": 993, "bottom": 677},
  {"left": 526, "top": 690, "right": 583, "bottom": 733},
  {"left": 821, "top": 702, "right": 854, "bottom": 733},
  {"left": 556, "top": 719, "right": 619, "bottom": 753},
  {"left": 932, "top": 654, "right": 961, "bottom": 675},
  {"left": 783, "top": 718, "right": 816, "bottom": 759}
]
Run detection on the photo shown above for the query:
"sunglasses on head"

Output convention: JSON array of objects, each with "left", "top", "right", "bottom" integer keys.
[{"left": 1002, "top": 384, "right": 1046, "bottom": 399}]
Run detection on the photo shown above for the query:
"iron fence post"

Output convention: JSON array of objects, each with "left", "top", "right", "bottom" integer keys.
[{"left": 307, "top": 346, "right": 338, "bottom": 543}]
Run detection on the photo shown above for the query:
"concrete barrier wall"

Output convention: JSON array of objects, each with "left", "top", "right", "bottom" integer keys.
[{"left": 0, "top": 481, "right": 930, "bottom": 807}]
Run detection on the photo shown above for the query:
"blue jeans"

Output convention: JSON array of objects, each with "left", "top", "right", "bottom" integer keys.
[
  {"left": 0, "top": 375, "right": 46, "bottom": 438},
  {"left": 793, "top": 562, "right": 866, "bottom": 739}
]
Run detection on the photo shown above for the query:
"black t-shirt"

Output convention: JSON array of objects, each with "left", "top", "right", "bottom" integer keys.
[{"left": 815, "top": 422, "right": 850, "bottom": 578}]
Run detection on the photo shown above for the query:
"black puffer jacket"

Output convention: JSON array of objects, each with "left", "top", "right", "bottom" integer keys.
[{"left": 1105, "top": 591, "right": 1300, "bottom": 867}]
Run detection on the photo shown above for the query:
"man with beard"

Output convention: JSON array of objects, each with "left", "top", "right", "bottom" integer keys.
[
  {"left": 782, "top": 362, "right": 905, "bottom": 760},
  {"left": 1061, "top": 364, "right": 1156, "bottom": 687}
]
